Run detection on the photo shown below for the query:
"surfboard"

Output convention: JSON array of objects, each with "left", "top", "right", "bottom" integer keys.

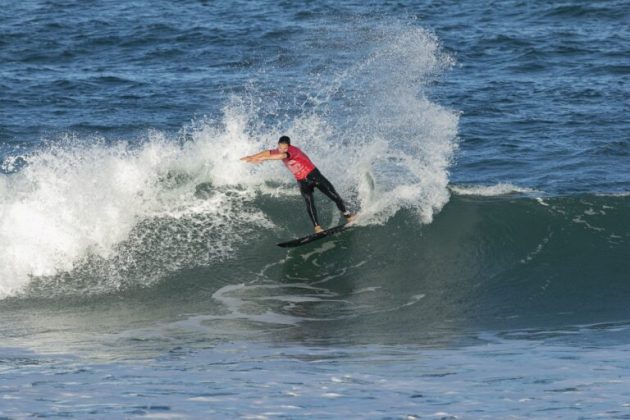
[{"left": 277, "top": 223, "right": 351, "bottom": 248}]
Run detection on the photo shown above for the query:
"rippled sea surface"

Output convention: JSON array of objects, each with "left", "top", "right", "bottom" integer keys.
[{"left": 1, "top": 0, "right": 629, "bottom": 418}]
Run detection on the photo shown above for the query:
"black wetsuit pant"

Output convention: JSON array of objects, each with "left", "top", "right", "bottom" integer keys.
[{"left": 298, "top": 168, "right": 347, "bottom": 227}]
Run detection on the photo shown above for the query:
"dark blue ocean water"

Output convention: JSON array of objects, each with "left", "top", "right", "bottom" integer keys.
[
  {"left": 1, "top": 0, "right": 630, "bottom": 417},
  {"left": 3, "top": 0, "right": 629, "bottom": 193}
]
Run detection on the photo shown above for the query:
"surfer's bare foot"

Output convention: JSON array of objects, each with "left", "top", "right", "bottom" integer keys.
[
  {"left": 343, "top": 213, "right": 357, "bottom": 223},
  {"left": 314, "top": 225, "right": 324, "bottom": 233}
]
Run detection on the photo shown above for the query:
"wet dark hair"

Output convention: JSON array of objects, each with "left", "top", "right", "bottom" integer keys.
[{"left": 278, "top": 136, "right": 291, "bottom": 145}]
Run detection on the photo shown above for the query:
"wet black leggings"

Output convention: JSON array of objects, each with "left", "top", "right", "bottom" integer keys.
[{"left": 298, "top": 168, "right": 347, "bottom": 227}]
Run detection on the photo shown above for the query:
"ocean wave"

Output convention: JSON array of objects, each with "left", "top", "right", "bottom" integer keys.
[
  {"left": 0, "top": 192, "right": 627, "bottom": 345},
  {"left": 0, "top": 23, "right": 457, "bottom": 299}
]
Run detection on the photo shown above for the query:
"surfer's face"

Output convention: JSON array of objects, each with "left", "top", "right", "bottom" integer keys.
[{"left": 277, "top": 143, "right": 289, "bottom": 153}]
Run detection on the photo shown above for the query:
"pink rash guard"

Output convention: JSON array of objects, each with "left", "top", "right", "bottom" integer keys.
[{"left": 270, "top": 145, "right": 316, "bottom": 181}]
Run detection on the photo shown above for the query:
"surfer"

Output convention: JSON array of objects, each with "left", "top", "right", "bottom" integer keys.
[{"left": 241, "top": 136, "right": 354, "bottom": 233}]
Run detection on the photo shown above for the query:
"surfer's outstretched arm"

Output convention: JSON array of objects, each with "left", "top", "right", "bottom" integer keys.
[{"left": 240, "top": 150, "right": 287, "bottom": 163}]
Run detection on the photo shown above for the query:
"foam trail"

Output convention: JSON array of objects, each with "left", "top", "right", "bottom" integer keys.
[{"left": 326, "top": 26, "right": 457, "bottom": 224}]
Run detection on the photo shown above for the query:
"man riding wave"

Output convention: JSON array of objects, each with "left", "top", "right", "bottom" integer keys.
[{"left": 241, "top": 136, "right": 355, "bottom": 233}]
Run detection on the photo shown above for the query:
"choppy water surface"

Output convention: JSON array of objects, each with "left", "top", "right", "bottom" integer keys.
[{"left": 1, "top": 0, "right": 629, "bottom": 417}]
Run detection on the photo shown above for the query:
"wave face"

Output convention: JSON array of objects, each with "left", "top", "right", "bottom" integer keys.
[
  {"left": 0, "top": 24, "right": 458, "bottom": 298},
  {"left": 197, "top": 193, "right": 630, "bottom": 341},
  {"left": 415, "top": 194, "right": 630, "bottom": 329},
  {"left": 4, "top": 191, "right": 630, "bottom": 337}
]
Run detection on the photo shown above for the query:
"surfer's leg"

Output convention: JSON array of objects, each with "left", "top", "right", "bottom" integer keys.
[
  {"left": 299, "top": 180, "right": 319, "bottom": 227},
  {"left": 312, "top": 169, "right": 348, "bottom": 214}
]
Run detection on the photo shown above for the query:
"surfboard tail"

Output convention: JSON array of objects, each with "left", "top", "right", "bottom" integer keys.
[{"left": 277, "top": 223, "right": 350, "bottom": 248}]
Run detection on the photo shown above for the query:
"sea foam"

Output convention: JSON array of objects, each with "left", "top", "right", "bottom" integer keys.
[{"left": 0, "top": 23, "right": 457, "bottom": 298}]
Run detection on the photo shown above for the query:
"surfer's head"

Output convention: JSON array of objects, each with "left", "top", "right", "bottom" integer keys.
[
  {"left": 278, "top": 136, "right": 290, "bottom": 153},
  {"left": 278, "top": 136, "right": 290, "bottom": 145}
]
